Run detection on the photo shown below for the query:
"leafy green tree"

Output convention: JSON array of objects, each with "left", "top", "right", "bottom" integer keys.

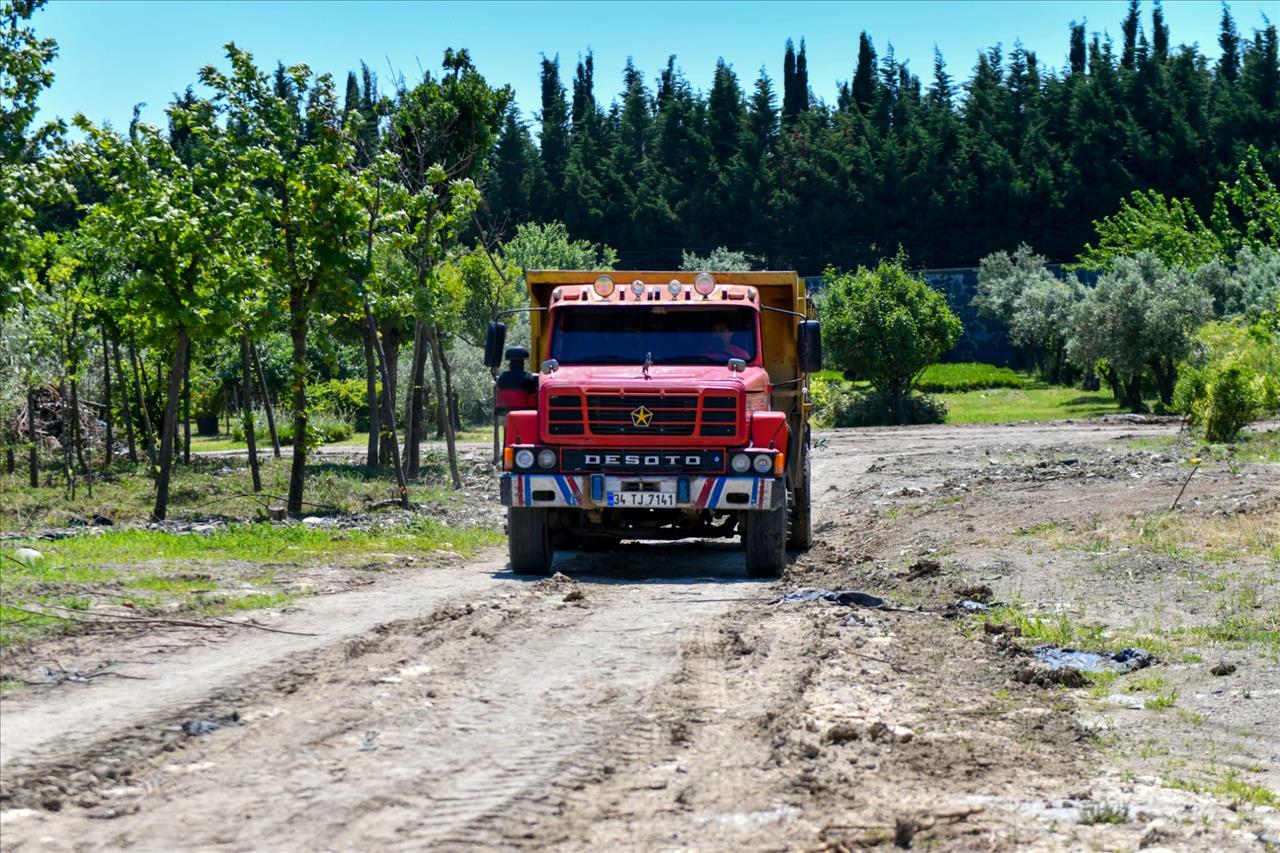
[
  {"left": 199, "top": 45, "right": 367, "bottom": 515},
  {"left": 680, "top": 246, "right": 753, "bottom": 271},
  {"left": 385, "top": 49, "right": 508, "bottom": 484},
  {"left": 1077, "top": 189, "right": 1225, "bottom": 270},
  {"left": 820, "top": 255, "right": 962, "bottom": 422},
  {"left": 1068, "top": 252, "right": 1212, "bottom": 409},
  {"left": 1, "top": 0, "right": 61, "bottom": 312},
  {"left": 501, "top": 220, "right": 617, "bottom": 272},
  {"left": 74, "top": 102, "right": 246, "bottom": 517}
]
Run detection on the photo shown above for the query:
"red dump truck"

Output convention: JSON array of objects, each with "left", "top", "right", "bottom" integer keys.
[{"left": 485, "top": 270, "right": 820, "bottom": 577}]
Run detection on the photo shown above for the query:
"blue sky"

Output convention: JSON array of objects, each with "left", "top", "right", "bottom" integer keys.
[{"left": 35, "top": 0, "right": 1278, "bottom": 133}]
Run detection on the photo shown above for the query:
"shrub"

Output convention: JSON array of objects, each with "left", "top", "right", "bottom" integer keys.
[
  {"left": 1200, "top": 361, "right": 1260, "bottom": 442},
  {"left": 813, "top": 376, "right": 947, "bottom": 428},
  {"left": 1175, "top": 311, "right": 1280, "bottom": 441},
  {"left": 230, "top": 410, "right": 353, "bottom": 447},
  {"left": 821, "top": 254, "right": 962, "bottom": 423},
  {"left": 308, "top": 378, "right": 376, "bottom": 425},
  {"left": 916, "top": 362, "right": 1025, "bottom": 393}
]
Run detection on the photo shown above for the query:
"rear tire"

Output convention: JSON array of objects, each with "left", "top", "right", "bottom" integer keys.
[
  {"left": 508, "top": 508, "right": 554, "bottom": 575},
  {"left": 787, "top": 439, "right": 812, "bottom": 551},
  {"left": 745, "top": 498, "right": 787, "bottom": 578}
]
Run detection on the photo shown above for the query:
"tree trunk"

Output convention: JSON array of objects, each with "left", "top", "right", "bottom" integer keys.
[
  {"left": 101, "top": 325, "right": 113, "bottom": 470},
  {"left": 251, "top": 341, "right": 281, "bottom": 458},
  {"left": 60, "top": 376, "right": 75, "bottom": 499},
  {"left": 70, "top": 377, "right": 90, "bottom": 479},
  {"left": 403, "top": 319, "right": 427, "bottom": 478},
  {"left": 442, "top": 347, "right": 460, "bottom": 432},
  {"left": 427, "top": 323, "right": 462, "bottom": 489},
  {"left": 363, "top": 301, "right": 408, "bottom": 507},
  {"left": 27, "top": 385, "right": 38, "bottom": 487},
  {"left": 379, "top": 322, "right": 401, "bottom": 466},
  {"left": 182, "top": 351, "right": 191, "bottom": 465},
  {"left": 112, "top": 334, "right": 137, "bottom": 463},
  {"left": 1124, "top": 373, "right": 1144, "bottom": 413},
  {"left": 286, "top": 288, "right": 310, "bottom": 516},
  {"left": 1151, "top": 358, "right": 1176, "bottom": 407},
  {"left": 128, "top": 335, "right": 156, "bottom": 469},
  {"left": 153, "top": 329, "right": 190, "bottom": 520},
  {"left": 362, "top": 316, "right": 380, "bottom": 467},
  {"left": 241, "top": 336, "right": 262, "bottom": 492}
]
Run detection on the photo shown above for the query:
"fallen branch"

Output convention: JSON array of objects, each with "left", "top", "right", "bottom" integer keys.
[
  {"left": 210, "top": 616, "right": 317, "bottom": 637},
  {"left": 365, "top": 498, "right": 411, "bottom": 510},
  {"left": 1170, "top": 462, "right": 1201, "bottom": 511},
  {"left": 18, "top": 603, "right": 317, "bottom": 636}
]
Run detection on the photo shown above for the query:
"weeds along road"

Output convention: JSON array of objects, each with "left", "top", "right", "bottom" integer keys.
[{"left": 2, "top": 418, "right": 1278, "bottom": 850}]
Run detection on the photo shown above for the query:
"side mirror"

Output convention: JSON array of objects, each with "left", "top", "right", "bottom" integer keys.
[
  {"left": 484, "top": 321, "right": 507, "bottom": 370},
  {"left": 798, "top": 320, "right": 822, "bottom": 373}
]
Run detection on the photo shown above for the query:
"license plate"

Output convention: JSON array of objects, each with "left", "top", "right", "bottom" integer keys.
[{"left": 607, "top": 492, "right": 675, "bottom": 508}]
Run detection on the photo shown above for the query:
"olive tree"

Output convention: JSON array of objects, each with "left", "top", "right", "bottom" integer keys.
[
  {"left": 821, "top": 255, "right": 962, "bottom": 423},
  {"left": 1067, "top": 252, "right": 1212, "bottom": 410},
  {"left": 975, "top": 244, "right": 1085, "bottom": 383}
]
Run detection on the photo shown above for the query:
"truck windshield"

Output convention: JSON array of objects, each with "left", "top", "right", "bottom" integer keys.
[{"left": 551, "top": 305, "right": 758, "bottom": 366}]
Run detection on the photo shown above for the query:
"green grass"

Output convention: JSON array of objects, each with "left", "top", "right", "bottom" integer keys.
[
  {"left": 916, "top": 362, "right": 1026, "bottom": 393},
  {"left": 979, "top": 602, "right": 1106, "bottom": 649},
  {"left": 1078, "top": 802, "right": 1129, "bottom": 825},
  {"left": 1213, "top": 770, "right": 1280, "bottom": 808},
  {"left": 813, "top": 368, "right": 1126, "bottom": 426},
  {"left": 189, "top": 427, "right": 493, "bottom": 454},
  {"left": 938, "top": 383, "right": 1124, "bottom": 424},
  {"left": 0, "top": 454, "right": 477, "bottom": 531},
  {"left": 4, "top": 519, "right": 497, "bottom": 573},
  {"left": 0, "top": 519, "right": 501, "bottom": 648}
]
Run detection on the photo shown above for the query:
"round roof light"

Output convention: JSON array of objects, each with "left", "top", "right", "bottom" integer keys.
[
  {"left": 667, "top": 279, "right": 682, "bottom": 297},
  {"left": 631, "top": 279, "right": 645, "bottom": 297},
  {"left": 593, "top": 274, "right": 615, "bottom": 297},
  {"left": 693, "top": 272, "right": 716, "bottom": 295}
]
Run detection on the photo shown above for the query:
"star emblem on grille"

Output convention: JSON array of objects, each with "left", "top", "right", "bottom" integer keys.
[{"left": 631, "top": 405, "right": 654, "bottom": 427}]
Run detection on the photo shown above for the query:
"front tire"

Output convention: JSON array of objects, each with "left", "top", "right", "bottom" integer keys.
[
  {"left": 508, "top": 508, "right": 554, "bottom": 575},
  {"left": 744, "top": 499, "right": 787, "bottom": 578}
]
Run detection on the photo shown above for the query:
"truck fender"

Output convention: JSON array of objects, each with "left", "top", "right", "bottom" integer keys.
[
  {"left": 505, "top": 410, "right": 539, "bottom": 446},
  {"left": 749, "top": 411, "right": 789, "bottom": 452}
]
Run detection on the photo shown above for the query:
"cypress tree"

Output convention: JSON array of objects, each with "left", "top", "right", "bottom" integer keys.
[
  {"left": 1070, "top": 22, "right": 1087, "bottom": 75},
  {"left": 782, "top": 39, "right": 798, "bottom": 122},
  {"left": 1121, "top": 0, "right": 1140, "bottom": 70},
  {"left": 852, "top": 32, "right": 878, "bottom": 115},
  {"left": 1152, "top": 0, "right": 1169, "bottom": 61},
  {"left": 536, "top": 55, "right": 570, "bottom": 216},
  {"left": 796, "top": 39, "right": 810, "bottom": 114},
  {"left": 488, "top": 104, "right": 538, "bottom": 233},
  {"left": 707, "top": 58, "right": 744, "bottom": 169},
  {"left": 1218, "top": 5, "right": 1241, "bottom": 82}
]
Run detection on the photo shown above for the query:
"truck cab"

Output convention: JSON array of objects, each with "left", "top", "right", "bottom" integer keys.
[{"left": 487, "top": 270, "right": 820, "bottom": 577}]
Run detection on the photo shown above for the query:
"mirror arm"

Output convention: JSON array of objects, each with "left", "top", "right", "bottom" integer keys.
[{"left": 493, "top": 306, "right": 549, "bottom": 321}]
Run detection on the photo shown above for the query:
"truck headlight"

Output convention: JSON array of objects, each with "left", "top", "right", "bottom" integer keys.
[
  {"left": 730, "top": 453, "right": 751, "bottom": 473},
  {"left": 515, "top": 449, "right": 535, "bottom": 469},
  {"left": 752, "top": 454, "right": 773, "bottom": 474},
  {"left": 536, "top": 449, "right": 557, "bottom": 469}
]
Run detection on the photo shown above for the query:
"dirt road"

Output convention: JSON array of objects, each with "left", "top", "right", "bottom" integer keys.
[{"left": 2, "top": 419, "right": 1277, "bottom": 850}]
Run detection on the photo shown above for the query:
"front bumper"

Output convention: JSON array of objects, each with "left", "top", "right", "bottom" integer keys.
[{"left": 501, "top": 473, "right": 784, "bottom": 511}]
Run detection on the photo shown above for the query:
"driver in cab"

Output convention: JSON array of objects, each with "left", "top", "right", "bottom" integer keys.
[{"left": 709, "top": 321, "right": 751, "bottom": 361}]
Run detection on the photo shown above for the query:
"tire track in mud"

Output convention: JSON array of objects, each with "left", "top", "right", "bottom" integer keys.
[{"left": 0, "top": 548, "right": 755, "bottom": 851}]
